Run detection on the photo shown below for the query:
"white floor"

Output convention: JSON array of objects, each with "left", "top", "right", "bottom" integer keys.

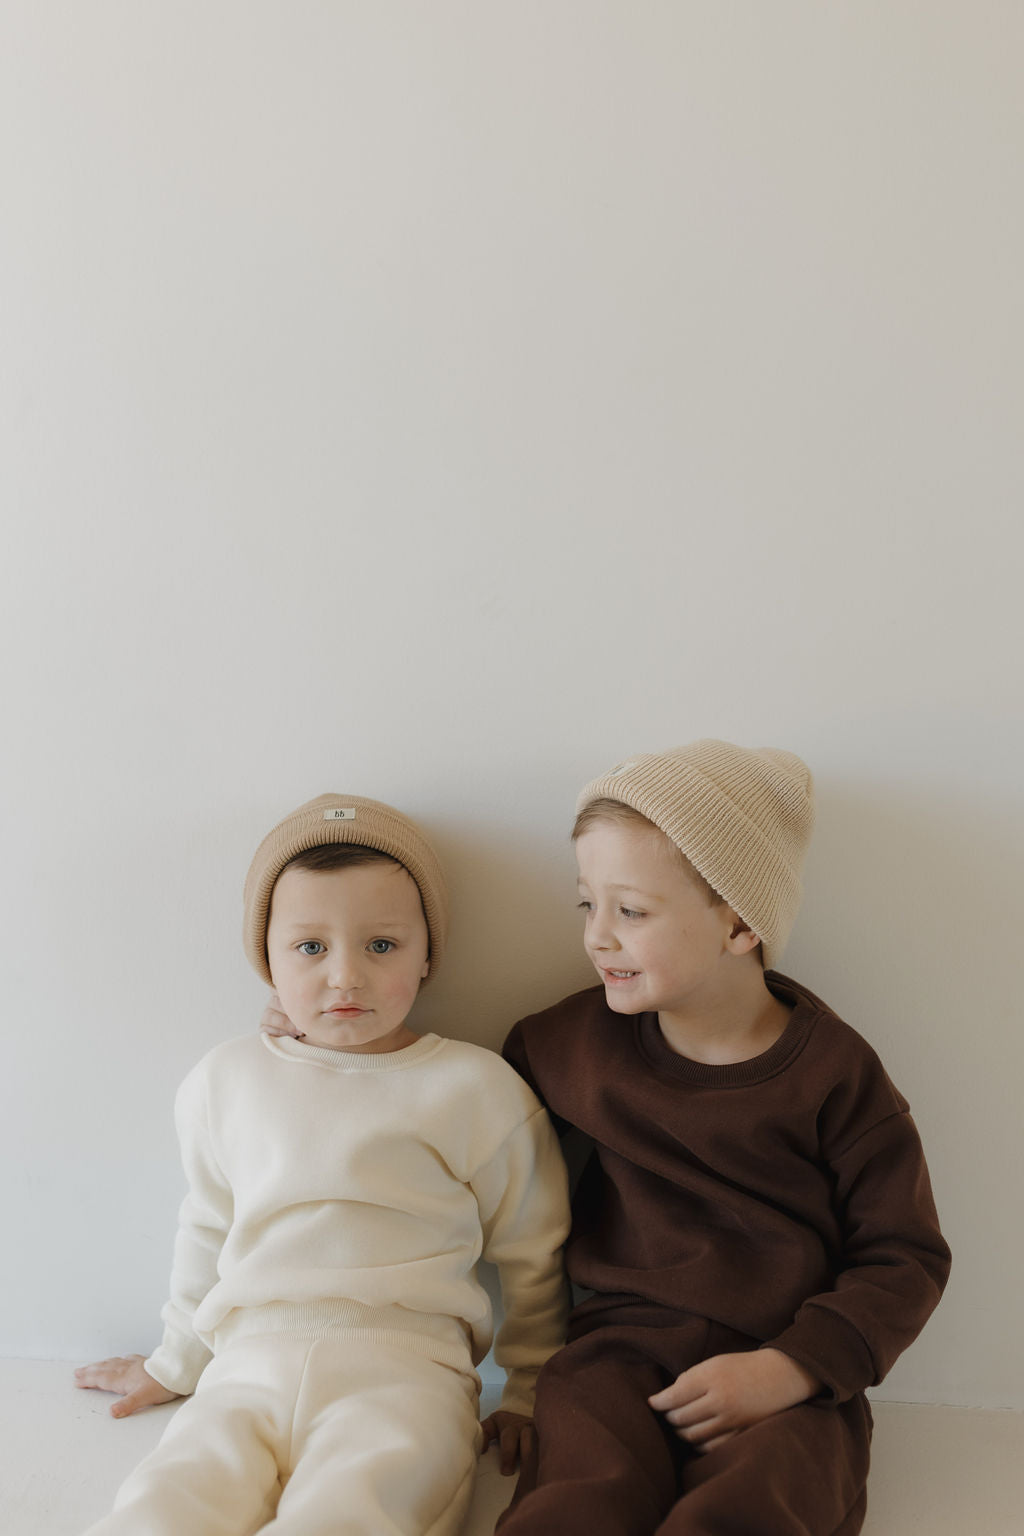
[{"left": 10, "top": 1360, "right": 1023, "bottom": 1535}]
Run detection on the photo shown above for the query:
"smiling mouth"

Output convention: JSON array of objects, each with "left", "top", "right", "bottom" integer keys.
[{"left": 604, "top": 968, "right": 639, "bottom": 979}]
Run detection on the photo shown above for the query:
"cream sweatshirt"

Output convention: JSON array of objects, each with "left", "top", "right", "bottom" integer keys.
[{"left": 145, "top": 1032, "right": 570, "bottom": 1416}]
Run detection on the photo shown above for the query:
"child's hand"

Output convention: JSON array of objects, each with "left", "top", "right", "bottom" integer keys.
[
  {"left": 259, "top": 991, "right": 305, "bottom": 1040},
  {"left": 480, "top": 1410, "right": 535, "bottom": 1475},
  {"left": 74, "top": 1354, "right": 181, "bottom": 1418},
  {"left": 647, "top": 1348, "right": 821, "bottom": 1454}
]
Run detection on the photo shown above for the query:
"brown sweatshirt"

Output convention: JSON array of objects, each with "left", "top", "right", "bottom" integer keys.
[{"left": 503, "top": 972, "right": 951, "bottom": 1404}]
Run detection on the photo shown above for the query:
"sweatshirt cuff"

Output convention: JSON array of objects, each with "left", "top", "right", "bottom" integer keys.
[
  {"left": 145, "top": 1336, "right": 212, "bottom": 1398},
  {"left": 499, "top": 1367, "right": 540, "bottom": 1419},
  {"left": 765, "top": 1308, "right": 877, "bottom": 1403}
]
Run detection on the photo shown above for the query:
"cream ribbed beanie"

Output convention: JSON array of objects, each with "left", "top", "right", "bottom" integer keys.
[
  {"left": 576, "top": 740, "right": 814, "bottom": 970},
  {"left": 243, "top": 794, "right": 448, "bottom": 986}
]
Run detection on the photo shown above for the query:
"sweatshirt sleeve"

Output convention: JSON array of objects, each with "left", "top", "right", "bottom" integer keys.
[
  {"left": 766, "top": 1107, "right": 951, "bottom": 1402},
  {"left": 472, "top": 1104, "right": 571, "bottom": 1417},
  {"left": 502, "top": 1020, "right": 573, "bottom": 1137},
  {"left": 144, "top": 1063, "right": 233, "bottom": 1396}
]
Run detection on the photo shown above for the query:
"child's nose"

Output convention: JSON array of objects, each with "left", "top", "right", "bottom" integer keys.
[
  {"left": 587, "top": 910, "right": 618, "bottom": 951},
  {"left": 327, "top": 949, "right": 365, "bottom": 990}
]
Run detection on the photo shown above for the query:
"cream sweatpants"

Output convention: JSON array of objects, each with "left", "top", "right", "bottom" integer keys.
[{"left": 82, "top": 1332, "right": 483, "bottom": 1536}]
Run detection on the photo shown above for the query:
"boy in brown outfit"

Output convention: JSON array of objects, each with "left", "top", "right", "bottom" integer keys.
[{"left": 497, "top": 740, "right": 950, "bottom": 1536}]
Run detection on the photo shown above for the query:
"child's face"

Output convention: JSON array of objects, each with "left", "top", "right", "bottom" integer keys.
[
  {"left": 575, "top": 819, "right": 738, "bottom": 1020},
  {"left": 266, "top": 862, "right": 430, "bottom": 1051}
]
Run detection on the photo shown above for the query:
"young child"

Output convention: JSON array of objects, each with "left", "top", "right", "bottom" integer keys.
[
  {"left": 496, "top": 740, "right": 951, "bottom": 1536},
  {"left": 75, "top": 792, "right": 570, "bottom": 1536}
]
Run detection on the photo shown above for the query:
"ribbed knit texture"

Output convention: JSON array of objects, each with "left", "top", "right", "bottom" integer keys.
[
  {"left": 577, "top": 739, "right": 814, "bottom": 969},
  {"left": 242, "top": 793, "right": 448, "bottom": 985}
]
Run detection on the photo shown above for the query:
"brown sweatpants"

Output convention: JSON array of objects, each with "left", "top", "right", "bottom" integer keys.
[{"left": 498, "top": 1299, "right": 872, "bottom": 1536}]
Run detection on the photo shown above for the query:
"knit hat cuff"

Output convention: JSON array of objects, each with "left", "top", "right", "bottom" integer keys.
[
  {"left": 242, "top": 794, "right": 448, "bottom": 987},
  {"left": 577, "top": 742, "right": 813, "bottom": 970}
]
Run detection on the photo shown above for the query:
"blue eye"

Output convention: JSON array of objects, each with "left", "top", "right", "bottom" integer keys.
[
  {"left": 297, "top": 941, "right": 325, "bottom": 956},
  {"left": 368, "top": 939, "right": 395, "bottom": 955}
]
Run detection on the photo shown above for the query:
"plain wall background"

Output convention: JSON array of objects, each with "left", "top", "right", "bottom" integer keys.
[{"left": 2, "top": 3, "right": 1020, "bottom": 1411}]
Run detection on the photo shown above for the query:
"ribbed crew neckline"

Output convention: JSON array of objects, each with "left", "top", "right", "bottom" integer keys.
[
  {"left": 633, "top": 973, "right": 816, "bottom": 1087},
  {"left": 263, "top": 1032, "right": 445, "bottom": 1073}
]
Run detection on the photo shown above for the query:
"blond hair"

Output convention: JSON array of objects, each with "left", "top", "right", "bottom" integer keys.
[{"left": 572, "top": 798, "right": 724, "bottom": 907}]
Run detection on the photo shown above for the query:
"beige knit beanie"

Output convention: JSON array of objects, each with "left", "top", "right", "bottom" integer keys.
[
  {"left": 243, "top": 793, "right": 448, "bottom": 986},
  {"left": 576, "top": 740, "right": 814, "bottom": 970}
]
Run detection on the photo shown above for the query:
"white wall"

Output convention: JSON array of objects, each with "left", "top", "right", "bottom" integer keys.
[{"left": 2, "top": 3, "right": 1020, "bottom": 1411}]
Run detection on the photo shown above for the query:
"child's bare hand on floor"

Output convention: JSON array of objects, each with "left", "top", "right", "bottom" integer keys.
[
  {"left": 259, "top": 990, "right": 305, "bottom": 1040},
  {"left": 647, "top": 1348, "right": 821, "bottom": 1454},
  {"left": 74, "top": 1354, "right": 182, "bottom": 1418},
  {"left": 480, "top": 1410, "right": 535, "bottom": 1475}
]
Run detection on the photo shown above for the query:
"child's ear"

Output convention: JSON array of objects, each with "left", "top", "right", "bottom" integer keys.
[{"left": 723, "top": 912, "right": 761, "bottom": 957}]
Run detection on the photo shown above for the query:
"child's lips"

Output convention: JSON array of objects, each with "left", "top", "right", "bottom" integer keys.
[
  {"left": 601, "top": 967, "right": 640, "bottom": 984},
  {"left": 326, "top": 1005, "right": 370, "bottom": 1017}
]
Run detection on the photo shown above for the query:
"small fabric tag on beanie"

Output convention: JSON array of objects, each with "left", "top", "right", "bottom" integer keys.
[
  {"left": 608, "top": 761, "right": 636, "bottom": 777},
  {"left": 323, "top": 808, "right": 356, "bottom": 821}
]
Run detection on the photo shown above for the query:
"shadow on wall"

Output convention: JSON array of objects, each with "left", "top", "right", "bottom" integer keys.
[
  {"left": 786, "top": 775, "right": 1023, "bottom": 1406},
  {"left": 412, "top": 818, "right": 595, "bottom": 1051},
  {"left": 786, "top": 776, "right": 1017, "bottom": 1070}
]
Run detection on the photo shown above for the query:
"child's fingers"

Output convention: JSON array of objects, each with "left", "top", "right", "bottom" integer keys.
[
  {"left": 661, "top": 1395, "right": 715, "bottom": 1430},
  {"left": 695, "top": 1429, "right": 738, "bottom": 1454},
  {"left": 648, "top": 1361, "right": 712, "bottom": 1410},
  {"left": 669, "top": 1411, "right": 722, "bottom": 1445},
  {"left": 650, "top": 1376, "right": 728, "bottom": 1445},
  {"left": 73, "top": 1354, "right": 177, "bottom": 1416},
  {"left": 260, "top": 1008, "right": 304, "bottom": 1039},
  {"left": 259, "top": 991, "right": 304, "bottom": 1039},
  {"left": 112, "top": 1379, "right": 178, "bottom": 1416},
  {"left": 498, "top": 1421, "right": 529, "bottom": 1475},
  {"left": 648, "top": 1375, "right": 703, "bottom": 1411},
  {"left": 480, "top": 1411, "right": 534, "bottom": 1473},
  {"left": 74, "top": 1358, "right": 117, "bottom": 1381},
  {"left": 74, "top": 1356, "right": 139, "bottom": 1391}
]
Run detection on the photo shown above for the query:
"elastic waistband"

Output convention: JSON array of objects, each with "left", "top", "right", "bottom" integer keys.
[{"left": 213, "top": 1299, "right": 476, "bottom": 1375}]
